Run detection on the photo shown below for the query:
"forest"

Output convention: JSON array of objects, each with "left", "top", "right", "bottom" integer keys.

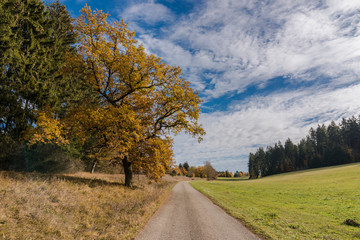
[
  {"left": 248, "top": 116, "right": 360, "bottom": 178},
  {"left": 0, "top": 0, "right": 204, "bottom": 187}
]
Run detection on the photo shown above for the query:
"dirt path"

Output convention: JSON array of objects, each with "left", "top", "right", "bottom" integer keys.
[{"left": 136, "top": 181, "right": 259, "bottom": 240}]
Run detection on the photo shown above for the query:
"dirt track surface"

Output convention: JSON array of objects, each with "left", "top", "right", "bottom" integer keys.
[{"left": 136, "top": 181, "right": 259, "bottom": 240}]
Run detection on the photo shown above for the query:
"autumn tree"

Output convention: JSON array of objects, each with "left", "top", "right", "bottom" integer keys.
[
  {"left": 233, "top": 171, "right": 248, "bottom": 177},
  {"left": 194, "top": 166, "right": 206, "bottom": 178},
  {"left": 186, "top": 166, "right": 195, "bottom": 177},
  {"left": 27, "top": 5, "right": 205, "bottom": 186},
  {"left": 218, "top": 170, "right": 234, "bottom": 177},
  {"left": 204, "top": 161, "right": 217, "bottom": 180}
]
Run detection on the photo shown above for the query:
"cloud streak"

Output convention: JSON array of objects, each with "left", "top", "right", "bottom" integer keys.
[
  {"left": 174, "top": 83, "right": 360, "bottom": 171},
  {"left": 133, "top": 0, "right": 360, "bottom": 96},
  {"left": 118, "top": 0, "right": 360, "bottom": 171}
]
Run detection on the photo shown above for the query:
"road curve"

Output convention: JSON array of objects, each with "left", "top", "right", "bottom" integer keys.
[{"left": 136, "top": 181, "right": 259, "bottom": 240}]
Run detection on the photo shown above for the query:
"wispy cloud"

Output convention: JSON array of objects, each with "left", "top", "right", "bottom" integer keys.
[
  {"left": 118, "top": 0, "right": 360, "bottom": 171},
  {"left": 120, "top": 1, "right": 175, "bottom": 34},
  {"left": 133, "top": 0, "right": 360, "bottom": 96},
  {"left": 174, "top": 84, "right": 360, "bottom": 171}
]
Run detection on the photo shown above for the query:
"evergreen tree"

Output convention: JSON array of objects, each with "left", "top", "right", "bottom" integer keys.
[
  {"left": 249, "top": 153, "right": 259, "bottom": 179},
  {"left": 341, "top": 116, "right": 360, "bottom": 161},
  {"left": 183, "top": 162, "right": 190, "bottom": 171},
  {"left": 0, "top": 0, "right": 80, "bottom": 171},
  {"left": 256, "top": 147, "right": 266, "bottom": 176},
  {"left": 327, "top": 121, "right": 343, "bottom": 148},
  {"left": 274, "top": 142, "right": 285, "bottom": 173},
  {"left": 316, "top": 125, "right": 328, "bottom": 164},
  {"left": 248, "top": 115, "right": 360, "bottom": 178},
  {"left": 298, "top": 139, "right": 308, "bottom": 168},
  {"left": 264, "top": 146, "right": 273, "bottom": 176},
  {"left": 1, "top": 0, "right": 53, "bottom": 138},
  {"left": 0, "top": 0, "right": 75, "bottom": 140},
  {"left": 284, "top": 138, "right": 297, "bottom": 171}
]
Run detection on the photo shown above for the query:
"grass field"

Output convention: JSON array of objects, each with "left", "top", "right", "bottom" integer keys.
[
  {"left": 0, "top": 171, "right": 185, "bottom": 240},
  {"left": 191, "top": 163, "right": 360, "bottom": 239}
]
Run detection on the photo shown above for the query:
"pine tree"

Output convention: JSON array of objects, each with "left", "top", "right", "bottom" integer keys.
[
  {"left": 0, "top": 0, "right": 79, "bottom": 170},
  {"left": 183, "top": 162, "right": 190, "bottom": 171},
  {"left": 0, "top": 0, "right": 75, "bottom": 139}
]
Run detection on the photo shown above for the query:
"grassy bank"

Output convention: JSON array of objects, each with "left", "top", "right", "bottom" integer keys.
[
  {"left": 0, "top": 171, "right": 181, "bottom": 240},
  {"left": 191, "top": 163, "right": 360, "bottom": 239}
]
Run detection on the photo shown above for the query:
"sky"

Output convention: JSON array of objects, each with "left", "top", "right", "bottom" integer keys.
[{"left": 48, "top": 0, "right": 360, "bottom": 172}]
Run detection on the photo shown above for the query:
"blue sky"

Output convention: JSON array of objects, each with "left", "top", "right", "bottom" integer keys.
[{"left": 49, "top": 0, "right": 360, "bottom": 172}]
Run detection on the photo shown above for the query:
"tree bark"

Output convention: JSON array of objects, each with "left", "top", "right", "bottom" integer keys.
[
  {"left": 90, "top": 158, "right": 98, "bottom": 174},
  {"left": 122, "top": 156, "right": 133, "bottom": 187}
]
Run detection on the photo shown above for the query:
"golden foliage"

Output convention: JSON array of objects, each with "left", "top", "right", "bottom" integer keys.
[
  {"left": 71, "top": 5, "right": 205, "bottom": 180},
  {"left": 74, "top": 5, "right": 204, "bottom": 139},
  {"left": 25, "top": 5, "right": 205, "bottom": 182},
  {"left": 218, "top": 171, "right": 234, "bottom": 178},
  {"left": 64, "top": 103, "right": 142, "bottom": 160},
  {"left": 26, "top": 108, "right": 69, "bottom": 146},
  {"left": 131, "top": 138, "right": 174, "bottom": 181}
]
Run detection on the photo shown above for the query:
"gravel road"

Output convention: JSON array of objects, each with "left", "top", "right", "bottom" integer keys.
[{"left": 136, "top": 181, "right": 260, "bottom": 240}]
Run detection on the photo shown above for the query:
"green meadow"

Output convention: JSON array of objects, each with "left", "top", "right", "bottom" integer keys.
[{"left": 191, "top": 163, "right": 360, "bottom": 239}]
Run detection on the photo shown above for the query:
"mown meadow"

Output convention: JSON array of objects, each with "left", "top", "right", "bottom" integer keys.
[
  {"left": 191, "top": 163, "right": 360, "bottom": 239},
  {"left": 0, "top": 171, "right": 184, "bottom": 240}
]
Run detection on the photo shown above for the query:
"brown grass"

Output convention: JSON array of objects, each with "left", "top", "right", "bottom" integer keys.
[{"left": 0, "top": 171, "right": 185, "bottom": 239}]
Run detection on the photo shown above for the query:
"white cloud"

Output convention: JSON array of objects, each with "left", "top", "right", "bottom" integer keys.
[
  {"left": 133, "top": 0, "right": 360, "bottom": 98},
  {"left": 174, "top": 84, "right": 360, "bottom": 172},
  {"left": 119, "top": 0, "right": 360, "bottom": 172},
  {"left": 327, "top": 0, "right": 360, "bottom": 13},
  {"left": 121, "top": 2, "right": 174, "bottom": 25},
  {"left": 140, "top": 35, "right": 192, "bottom": 67}
]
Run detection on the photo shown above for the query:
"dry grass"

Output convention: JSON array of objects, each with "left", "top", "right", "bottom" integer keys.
[{"left": 0, "top": 171, "right": 184, "bottom": 239}]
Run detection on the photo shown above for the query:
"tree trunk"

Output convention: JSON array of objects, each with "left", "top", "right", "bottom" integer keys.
[
  {"left": 90, "top": 158, "right": 98, "bottom": 174},
  {"left": 122, "top": 156, "right": 133, "bottom": 187}
]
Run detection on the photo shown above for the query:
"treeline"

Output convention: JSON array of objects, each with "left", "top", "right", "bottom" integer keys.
[
  {"left": 171, "top": 161, "right": 218, "bottom": 180},
  {"left": 0, "top": 0, "right": 204, "bottom": 187},
  {"left": 218, "top": 170, "right": 248, "bottom": 177},
  {"left": 249, "top": 116, "right": 360, "bottom": 179},
  {"left": 172, "top": 163, "right": 248, "bottom": 179}
]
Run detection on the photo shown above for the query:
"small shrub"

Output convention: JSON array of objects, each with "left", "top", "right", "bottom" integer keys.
[
  {"left": 343, "top": 219, "right": 360, "bottom": 227},
  {"left": 170, "top": 170, "right": 176, "bottom": 176}
]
